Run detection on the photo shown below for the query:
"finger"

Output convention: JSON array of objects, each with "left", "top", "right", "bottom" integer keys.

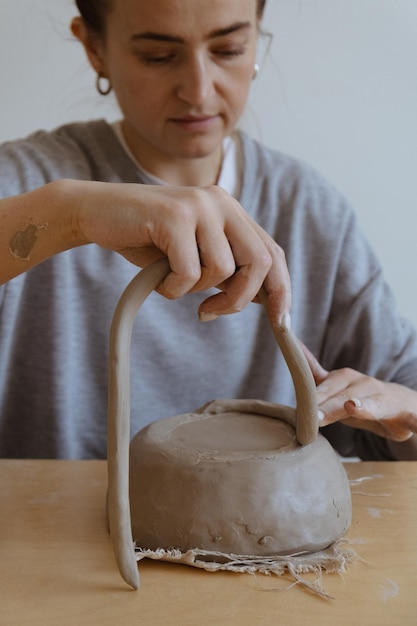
[
  {"left": 198, "top": 224, "right": 273, "bottom": 317},
  {"left": 343, "top": 400, "right": 417, "bottom": 442},
  {"left": 316, "top": 367, "right": 362, "bottom": 405},
  {"left": 341, "top": 414, "right": 414, "bottom": 442},
  {"left": 152, "top": 218, "right": 204, "bottom": 299},
  {"left": 158, "top": 257, "right": 201, "bottom": 300},
  {"left": 316, "top": 370, "right": 367, "bottom": 426},
  {"left": 119, "top": 241, "right": 204, "bottom": 300},
  {"left": 298, "top": 340, "right": 328, "bottom": 385},
  {"left": 336, "top": 415, "right": 393, "bottom": 439},
  {"left": 399, "top": 412, "right": 417, "bottom": 434},
  {"left": 133, "top": 190, "right": 210, "bottom": 299},
  {"left": 198, "top": 259, "right": 269, "bottom": 318},
  {"left": 245, "top": 219, "right": 292, "bottom": 328},
  {"left": 188, "top": 228, "right": 238, "bottom": 294}
]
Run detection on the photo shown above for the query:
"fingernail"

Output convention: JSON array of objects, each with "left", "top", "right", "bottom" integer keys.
[
  {"left": 199, "top": 312, "right": 219, "bottom": 323},
  {"left": 278, "top": 312, "right": 291, "bottom": 332},
  {"left": 346, "top": 397, "right": 361, "bottom": 409},
  {"left": 318, "top": 410, "right": 325, "bottom": 422}
]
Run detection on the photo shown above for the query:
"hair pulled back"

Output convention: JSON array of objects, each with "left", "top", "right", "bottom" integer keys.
[
  {"left": 75, "top": 0, "right": 110, "bottom": 34},
  {"left": 75, "top": 0, "right": 266, "bottom": 35}
]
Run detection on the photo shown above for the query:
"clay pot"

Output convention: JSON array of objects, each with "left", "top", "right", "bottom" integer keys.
[
  {"left": 129, "top": 401, "right": 352, "bottom": 557},
  {"left": 107, "top": 259, "right": 352, "bottom": 589}
]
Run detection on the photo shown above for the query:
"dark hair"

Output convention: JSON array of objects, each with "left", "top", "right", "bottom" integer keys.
[
  {"left": 75, "top": 0, "right": 266, "bottom": 36},
  {"left": 75, "top": 0, "right": 110, "bottom": 34},
  {"left": 257, "top": 0, "right": 266, "bottom": 16}
]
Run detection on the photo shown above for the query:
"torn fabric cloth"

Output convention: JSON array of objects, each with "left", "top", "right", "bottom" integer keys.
[{"left": 134, "top": 540, "right": 356, "bottom": 598}]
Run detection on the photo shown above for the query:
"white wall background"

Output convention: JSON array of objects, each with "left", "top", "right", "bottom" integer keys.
[{"left": 1, "top": 0, "right": 417, "bottom": 326}]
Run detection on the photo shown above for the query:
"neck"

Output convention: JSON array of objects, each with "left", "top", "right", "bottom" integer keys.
[
  {"left": 148, "top": 153, "right": 223, "bottom": 187},
  {"left": 120, "top": 122, "right": 223, "bottom": 187}
]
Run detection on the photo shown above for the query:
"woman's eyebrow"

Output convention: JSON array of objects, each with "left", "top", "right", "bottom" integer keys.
[
  {"left": 130, "top": 21, "right": 252, "bottom": 44},
  {"left": 209, "top": 21, "right": 252, "bottom": 38}
]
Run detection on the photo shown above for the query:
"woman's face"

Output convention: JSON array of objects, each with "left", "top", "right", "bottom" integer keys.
[{"left": 91, "top": 0, "right": 259, "bottom": 168}]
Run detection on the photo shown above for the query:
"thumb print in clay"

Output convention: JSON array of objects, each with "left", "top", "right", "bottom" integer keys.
[{"left": 107, "top": 259, "right": 352, "bottom": 591}]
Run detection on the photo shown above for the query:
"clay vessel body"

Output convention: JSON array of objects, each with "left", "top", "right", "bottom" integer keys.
[{"left": 129, "top": 402, "right": 352, "bottom": 556}]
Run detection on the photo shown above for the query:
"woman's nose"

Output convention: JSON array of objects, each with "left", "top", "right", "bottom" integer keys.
[{"left": 175, "top": 54, "right": 215, "bottom": 106}]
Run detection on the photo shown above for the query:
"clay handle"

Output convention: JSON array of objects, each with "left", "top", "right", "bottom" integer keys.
[
  {"left": 258, "top": 287, "right": 318, "bottom": 446},
  {"left": 107, "top": 258, "right": 170, "bottom": 589},
  {"left": 107, "top": 259, "right": 318, "bottom": 589}
]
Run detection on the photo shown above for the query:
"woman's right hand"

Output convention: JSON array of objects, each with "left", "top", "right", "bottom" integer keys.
[
  {"left": 74, "top": 180, "right": 291, "bottom": 325},
  {"left": 1, "top": 179, "right": 291, "bottom": 325}
]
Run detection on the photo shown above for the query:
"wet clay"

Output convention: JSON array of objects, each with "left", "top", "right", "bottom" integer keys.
[
  {"left": 129, "top": 402, "right": 351, "bottom": 556},
  {"left": 107, "top": 259, "right": 352, "bottom": 589},
  {"left": 9, "top": 222, "right": 47, "bottom": 260}
]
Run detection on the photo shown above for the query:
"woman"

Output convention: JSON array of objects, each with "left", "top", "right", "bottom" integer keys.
[{"left": 0, "top": 0, "right": 416, "bottom": 459}]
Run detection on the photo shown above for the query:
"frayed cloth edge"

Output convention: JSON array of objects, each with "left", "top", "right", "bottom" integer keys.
[{"left": 134, "top": 539, "right": 356, "bottom": 598}]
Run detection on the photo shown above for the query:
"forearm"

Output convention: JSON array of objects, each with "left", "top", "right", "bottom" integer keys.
[
  {"left": 0, "top": 179, "right": 87, "bottom": 284},
  {"left": 0, "top": 178, "right": 290, "bottom": 320}
]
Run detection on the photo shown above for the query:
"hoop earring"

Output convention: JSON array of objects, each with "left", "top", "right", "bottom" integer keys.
[
  {"left": 96, "top": 73, "right": 112, "bottom": 96},
  {"left": 252, "top": 63, "right": 260, "bottom": 80}
]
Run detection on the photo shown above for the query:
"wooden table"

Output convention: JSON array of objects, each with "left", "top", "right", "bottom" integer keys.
[{"left": 0, "top": 460, "right": 416, "bottom": 625}]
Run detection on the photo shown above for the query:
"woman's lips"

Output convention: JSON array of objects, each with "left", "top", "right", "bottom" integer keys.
[{"left": 170, "top": 115, "right": 219, "bottom": 132}]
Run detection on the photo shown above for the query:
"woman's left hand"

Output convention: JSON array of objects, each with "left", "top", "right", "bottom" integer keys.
[{"left": 301, "top": 345, "right": 417, "bottom": 442}]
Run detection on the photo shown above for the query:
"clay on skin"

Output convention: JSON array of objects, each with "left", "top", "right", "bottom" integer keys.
[
  {"left": 9, "top": 222, "right": 47, "bottom": 260},
  {"left": 107, "top": 259, "right": 352, "bottom": 590}
]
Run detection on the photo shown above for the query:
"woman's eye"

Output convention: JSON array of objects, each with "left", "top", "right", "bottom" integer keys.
[
  {"left": 139, "top": 53, "right": 175, "bottom": 66},
  {"left": 214, "top": 47, "right": 246, "bottom": 59}
]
